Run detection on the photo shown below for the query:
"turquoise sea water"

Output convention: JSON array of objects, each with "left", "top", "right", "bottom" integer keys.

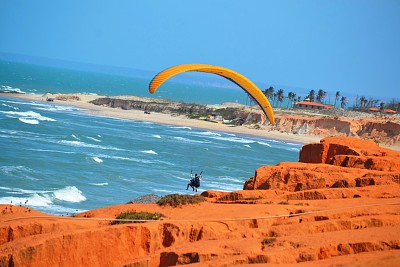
[
  {"left": 0, "top": 61, "right": 301, "bottom": 215},
  {"left": 0, "top": 60, "right": 252, "bottom": 105}
]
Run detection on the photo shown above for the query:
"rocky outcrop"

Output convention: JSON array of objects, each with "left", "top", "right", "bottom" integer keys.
[
  {"left": 90, "top": 97, "right": 400, "bottom": 145},
  {"left": 2, "top": 137, "right": 399, "bottom": 266},
  {"left": 272, "top": 115, "right": 400, "bottom": 145},
  {"left": 90, "top": 97, "right": 213, "bottom": 115},
  {"left": 244, "top": 137, "right": 400, "bottom": 193}
]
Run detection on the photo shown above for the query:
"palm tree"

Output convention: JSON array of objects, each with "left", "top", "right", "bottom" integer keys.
[
  {"left": 246, "top": 94, "right": 256, "bottom": 106},
  {"left": 316, "top": 89, "right": 327, "bottom": 103},
  {"left": 307, "top": 89, "right": 316, "bottom": 102},
  {"left": 360, "top": 96, "right": 366, "bottom": 108},
  {"left": 277, "top": 89, "right": 285, "bottom": 107},
  {"left": 340, "top": 96, "right": 348, "bottom": 109},
  {"left": 380, "top": 102, "right": 385, "bottom": 110},
  {"left": 263, "top": 86, "right": 274, "bottom": 102},
  {"left": 334, "top": 91, "right": 340, "bottom": 108},
  {"left": 287, "top": 92, "right": 296, "bottom": 108},
  {"left": 273, "top": 92, "right": 278, "bottom": 107},
  {"left": 363, "top": 98, "right": 368, "bottom": 108}
]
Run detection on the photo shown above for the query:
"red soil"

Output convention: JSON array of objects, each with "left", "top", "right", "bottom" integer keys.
[{"left": 1, "top": 137, "right": 400, "bottom": 266}]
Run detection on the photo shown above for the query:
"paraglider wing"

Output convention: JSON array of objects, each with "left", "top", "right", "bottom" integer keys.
[{"left": 149, "top": 64, "right": 275, "bottom": 125}]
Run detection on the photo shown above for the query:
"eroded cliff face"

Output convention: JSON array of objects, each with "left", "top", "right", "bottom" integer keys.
[
  {"left": 2, "top": 137, "right": 399, "bottom": 266},
  {"left": 244, "top": 136, "right": 400, "bottom": 194},
  {"left": 272, "top": 115, "right": 400, "bottom": 146},
  {"left": 90, "top": 97, "right": 400, "bottom": 145}
]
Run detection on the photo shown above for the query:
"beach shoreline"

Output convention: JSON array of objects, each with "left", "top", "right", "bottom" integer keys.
[
  {"left": 1, "top": 92, "right": 322, "bottom": 145},
  {"left": 3, "top": 92, "right": 400, "bottom": 151}
]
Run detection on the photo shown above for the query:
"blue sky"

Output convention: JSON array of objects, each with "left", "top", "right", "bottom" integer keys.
[{"left": 0, "top": 0, "right": 399, "bottom": 99}]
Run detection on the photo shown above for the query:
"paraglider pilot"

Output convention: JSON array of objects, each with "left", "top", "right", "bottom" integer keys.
[{"left": 186, "top": 171, "right": 201, "bottom": 192}]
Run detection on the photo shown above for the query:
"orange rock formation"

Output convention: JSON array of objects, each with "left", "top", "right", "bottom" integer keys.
[
  {"left": 271, "top": 114, "right": 400, "bottom": 147},
  {"left": 1, "top": 137, "right": 400, "bottom": 266}
]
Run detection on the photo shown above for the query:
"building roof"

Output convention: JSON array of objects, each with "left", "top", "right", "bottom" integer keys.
[
  {"left": 369, "top": 107, "right": 379, "bottom": 111},
  {"left": 383, "top": 109, "right": 396, "bottom": 113},
  {"left": 295, "top": 101, "right": 333, "bottom": 109}
]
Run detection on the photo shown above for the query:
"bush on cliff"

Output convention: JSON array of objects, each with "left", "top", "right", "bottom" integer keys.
[
  {"left": 157, "top": 194, "right": 205, "bottom": 207},
  {"left": 111, "top": 210, "right": 163, "bottom": 224}
]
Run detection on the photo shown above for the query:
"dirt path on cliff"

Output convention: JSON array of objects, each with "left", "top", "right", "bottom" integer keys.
[{"left": 2, "top": 195, "right": 400, "bottom": 266}]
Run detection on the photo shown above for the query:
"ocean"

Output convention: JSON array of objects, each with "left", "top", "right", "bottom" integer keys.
[{"left": 0, "top": 60, "right": 301, "bottom": 215}]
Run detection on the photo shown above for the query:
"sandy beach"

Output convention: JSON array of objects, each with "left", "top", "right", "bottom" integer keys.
[{"left": 1, "top": 92, "right": 322, "bottom": 145}]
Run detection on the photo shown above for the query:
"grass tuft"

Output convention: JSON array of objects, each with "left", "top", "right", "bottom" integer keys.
[
  {"left": 111, "top": 210, "right": 163, "bottom": 225},
  {"left": 156, "top": 194, "right": 205, "bottom": 207}
]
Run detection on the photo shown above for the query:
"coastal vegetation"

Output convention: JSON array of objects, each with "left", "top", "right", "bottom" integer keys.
[
  {"left": 262, "top": 86, "right": 399, "bottom": 112},
  {"left": 156, "top": 194, "right": 205, "bottom": 207},
  {"left": 111, "top": 210, "right": 163, "bottom": 224}
]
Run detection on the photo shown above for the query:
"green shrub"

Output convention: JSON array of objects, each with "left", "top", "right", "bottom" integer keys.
[
  {"left": 156, "top": 194, "right": 205, "bottom": 207},
  {"left": 111, "top": 210, "right": 163, "bottom": 225}
]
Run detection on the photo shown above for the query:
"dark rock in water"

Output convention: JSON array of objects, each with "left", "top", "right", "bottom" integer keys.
[{"left": 127, "top": 194, "right": 161, "bottom": 204}]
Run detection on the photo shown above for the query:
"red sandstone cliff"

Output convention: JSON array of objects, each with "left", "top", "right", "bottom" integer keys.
[
  {"left": 244, "top": 136, "right": 400, "bottom": 194},
  {"left": 1, "top": 137, "right": 400, "bottom": 266},
  {"left": 270, "top": 114, "right": 400, "bottom": 147}
]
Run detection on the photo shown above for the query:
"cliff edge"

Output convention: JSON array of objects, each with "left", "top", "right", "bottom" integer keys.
[{"left": 1, "top": 137, "right": 400, "bottom": 266}]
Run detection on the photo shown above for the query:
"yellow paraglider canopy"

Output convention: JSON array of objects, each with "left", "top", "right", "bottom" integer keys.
[{"left": 149, "top": 64, "right": 275, "bottom": 125}]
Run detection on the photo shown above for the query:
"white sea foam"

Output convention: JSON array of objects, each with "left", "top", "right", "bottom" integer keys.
[
  {"left": 1, "top": 103, "right": 19, "bottom": 110},
  {"left": 86, "top": 136, "right": 101, "bottom": 142},
  {"left": 152, "top": 134, "right": 161, "bottom": 139},
  {"left": 244, "top": 144, "right": 251, "bottom": 148},
  {"left": 41, "top": 205, "right": 87, "bottom": 216},
  {"left": 29, "top": 148, "right": 76, "bottom": 154},
  {"left": 170, "top": 126, "right": 192, "bottom": 130},
  {"left": 211, "top": 136, "right": 255, "bottom": 144},
  {"left": 36, "top": 105, "right": 80, "bottom": 112},
  {"left": 59, "top": 140, "right": 124, "bottom": 151},
  {"left": 0, "top": 194, "right": 52, "bottom": 207},
  {"left": 194, "top": 131, "right": 222, "bottom": 137},
  {"left": 93, "top": 157, "right": 103, "bottom": 163},
  {"left": 1, "top": 110, "right": 56, "bottom": 123},
  {"left": 206, "top": 180, "right": 242, "bottom": 192},
  {"left": 215, "top": 176, "right": 243, "bottom": 183},
  {"left": 53, "top": 186, "right": 86, "bottom": 202},
  {"left": 90, "top": 182, "right": 109, "bottom": 186},
  {"left": 0, "top": 186, "right": 86, "bottom": 206},
  {"left": 0, "top": 165, "right": 32, "bottom": 174},
  {"left": 0, "top": 186, "right": 11, "bottom": 191},
  {"left": 19, "top": 118, "right": 39, "bottom": 124},
  {"left": 285, "top": 142, "right": 302, "bottom": 146},
  {"left": 141, "top": 150, "right": 158, "bottom": 155},
  {"left": 0, "top": 129, "right": 18, "bottom": 135},
  {"left": 4, "top": 187, "right": 51, "bottom": 195},
  {"left": 257, "top": 141, "right": 272, "bottom": 147},
  {"left": 93, "top": 154, "right": 153, "bottom": 164},
  {"left": 71, "top": 134, "right": 80, "bottom": 140},
  {"left": 0, "top": 85, "right": 25, "bottom": 94},
  {"left": 173, "top": 136, "right": 211, "bottom": 144}
]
